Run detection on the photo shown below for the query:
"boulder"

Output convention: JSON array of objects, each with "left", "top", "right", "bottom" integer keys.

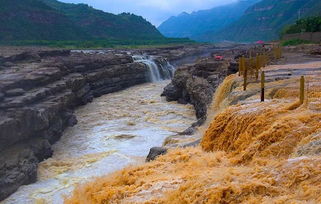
[
  {"left": 146, "top": 147, "right": 168, "bottom": 162},
  {"left": 161, "top": 83, "right": 181, "bottom": 101}
]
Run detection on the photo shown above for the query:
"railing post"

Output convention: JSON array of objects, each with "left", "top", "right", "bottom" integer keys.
[
  {"left": 250, "top": 56, "right": 254, "bottom": 77},
  {"left": 300, "top": 76, "right": 305, "bottom": 104},
  {"left": 261, "top": 71, "right": 265, "bottom": 102},
  {"left": 273, "top": 47, "right": 277, "bottom": 59},
  {"left": 238, "top": 56, "right": 243, "bottom": 76},
  {"left": 255, "top": 54, "right": 259, "bottom": 80},
  {"left": 279, "top": 46, "right": 282, "bottom": 59},
  {"left": 242, "top": 56, "right": 246, "bottom": 75},
  {"left": 259, "top": 54, "right": 263, "bottom": 68},
  {"left": 244, "top": 61, "right": 248, "bottom": 91}
]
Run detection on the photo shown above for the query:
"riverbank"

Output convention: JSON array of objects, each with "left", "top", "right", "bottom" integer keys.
[
  {"left": 0, "top": 44, "right": 214, "bottom": 200},
  {"left": 2, "top": 81, "right": 195, "bottom": 203},
  {"left": 66, "top": 44, "right": 321, "bottom": 203}
]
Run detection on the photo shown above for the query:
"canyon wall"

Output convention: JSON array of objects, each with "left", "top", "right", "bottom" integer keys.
[
  {"left": 162, "top": 54, "right": 238, "bottom": 125},
  {"left": 0, "top": 50, "right": 152, "bottom": 200},
  {"left": 0, "top": 44, "right": 217, "bottom": 200}
]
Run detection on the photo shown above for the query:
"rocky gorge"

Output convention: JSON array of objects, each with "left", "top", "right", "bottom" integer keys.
[
  {"left": 150, "top": 46, "right": 246, "bottom": 156},
  {"left": 0, "top": 43, "right": 252, "bottom": 201},
  {"left": 0, "top": 44, "right": 221, "bottom": 201}
]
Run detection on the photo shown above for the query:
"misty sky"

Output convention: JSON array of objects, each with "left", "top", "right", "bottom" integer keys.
[{"left": 61, "top": 0, "right": 236, "bottom": 26}]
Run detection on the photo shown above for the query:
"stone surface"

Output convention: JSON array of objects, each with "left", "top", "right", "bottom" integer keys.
[
  {"left": 146, "top": 147, "right": 168, "bottom": 162},
  {"left": 5, "top": 88, "right": 25, "bottom": 97},
  {"left": 0, "top": 146, "right": 38, "bottom": 201},
  {"left": 0, "top": 50, "right": 149, "bottom": 200},
  {"left": 162, "top": 58, "right": 231, "bottom": 123},
  {"left": 161, "top": 45, "right": 248, "bottom": 124},
  {"left": 0, "top": 45, "right": 214, "bottom": 200}
]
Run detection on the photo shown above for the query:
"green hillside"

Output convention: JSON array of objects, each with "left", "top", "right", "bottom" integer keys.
[
  {"left": 282, "top": 16, "right": 321, "bottom": 34},
  {"left": 0, "top": 0, "right": 87, "bottom": 40},
  {"left": 158, "top": 0, "right": 260, "bottom": 40},
  {"left": 204, "top": 0, "right": 321, "bottom": 42},
  {"left": 40, "top": 0, "right": 164, "bottom": 40},
  {"left": 0, "top": 0, "right": 164, "bottom": 42}
]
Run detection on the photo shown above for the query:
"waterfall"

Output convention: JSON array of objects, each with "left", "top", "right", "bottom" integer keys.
[{"left": 132, "top": 55, "right": 175, "bottom": 82}]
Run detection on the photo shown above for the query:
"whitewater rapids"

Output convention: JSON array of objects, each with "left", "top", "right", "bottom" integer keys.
[{"left": 2, "top": 81, "right": 196, "bottom": 204}]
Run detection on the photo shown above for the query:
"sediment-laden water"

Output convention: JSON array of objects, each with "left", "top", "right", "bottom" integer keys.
[{"left": 2, "top": 81, "right": 195, "bottom": 204}]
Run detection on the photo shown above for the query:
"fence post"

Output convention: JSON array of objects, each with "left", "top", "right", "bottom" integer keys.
[
  {"left": 261, "top": 71, "right": 265, "bottom": 102},
  {"left": 240, "top": 56, "right": 246, "bottom": 76},
  {"left": 255, "top": 54, "right": 259, "bottom": 80},
  {"left": 273, "top": 47, "right": 277, "bottom": 59},
  {"left": 300, "top": 76, "right": 305, "bottom": 104},
  {"left": 279, "top": 46, "right": 282, "bottom": 59},
  {"left": 259, "top": 54, "right": 263, "bottom": 68},
  {"left": 262, "top": 52, "right": 266, "bottom": 67},
  {"left": 244, "top": 62, "right": 248, "bottom": 91},
  {"left": 238, "top": 56, "right": 243, "bottom": 76}
]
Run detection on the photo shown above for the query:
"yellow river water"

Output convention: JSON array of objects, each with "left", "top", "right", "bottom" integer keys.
[{"left": 2, "top": 81, "right": 195, "bottom": 204}]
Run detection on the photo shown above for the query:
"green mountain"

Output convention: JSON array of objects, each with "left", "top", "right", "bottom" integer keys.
[
  {"left": 204, "top": 0, "right": 321, "bottom": 42},
  {"left": 40, "top": 0, "right": 164, "bottom": 40},
  {"left": 0, "top": 0, "right": 87, "bottom": 40},
  {"left": 0, "top": 0, "right": 164, "bottom": 41},
  {"left": 158, "top": 0, "right": 260, "bottom": 40}
]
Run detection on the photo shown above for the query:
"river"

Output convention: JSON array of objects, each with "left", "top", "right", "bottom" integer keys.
[{"left": 2, "top": 80, "right": 195, "bottom": 204}]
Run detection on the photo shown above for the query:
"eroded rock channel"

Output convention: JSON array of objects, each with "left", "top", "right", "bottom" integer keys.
[
  {"left": 2, "top": 80, "right": 196, "bottom": 203},
  {"left": 0, "top": 43, "right": 252, "bottom": 203},
  {"left": 0, "top": 45, "right": 218, "bottom": 202}
]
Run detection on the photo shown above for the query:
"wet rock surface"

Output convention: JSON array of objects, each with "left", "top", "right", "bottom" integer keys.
[
  {"left": 0, "top": 50, "right": 149, "bottom": 200},
  {"left": 162, "top": 58, "right": 234, "bottom": 123},
  {"left": 155, "top": 47, "right": 246, "bottom": 156},
  {"left": 146, "top": 147, "right": 168, "bottom": 162},
  {"left": 0, "top": 45, "right": 215, "bottom": 200},
  {"left": 161, "top": 45, "right": 253, "bottom": 123}
]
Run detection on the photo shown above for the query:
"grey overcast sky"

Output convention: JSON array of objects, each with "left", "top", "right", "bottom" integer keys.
[{"left": 60, "top": 0, "right": 237, "bottom": 26}]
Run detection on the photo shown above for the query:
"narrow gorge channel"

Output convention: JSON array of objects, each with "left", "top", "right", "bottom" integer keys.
[{"left": 1, "top": 53, "right": 196, "bottom": 204}]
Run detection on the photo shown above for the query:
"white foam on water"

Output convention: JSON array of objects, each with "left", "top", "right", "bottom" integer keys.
[{"left": 2, "top": 81, "right": 195, "bottom": 204}]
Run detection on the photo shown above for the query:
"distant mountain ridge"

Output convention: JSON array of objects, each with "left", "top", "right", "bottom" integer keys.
[
  {"left": 158, "top": 0, "right": 321, "bottom": 43},
  {"left": 204, "top": 0, "right": 321, "bottom": 42},
  {"left": 158, "top": 0, "right": 261, "bottom": 40},
  {"left": 0, "top": 0, "right": 164, "bottom": 41}
]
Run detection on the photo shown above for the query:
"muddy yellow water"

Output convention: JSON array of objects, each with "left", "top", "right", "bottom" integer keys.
[
  {"left": 2, "top": 81, "right": 195, "bottom": 204},
  {"left": 66, "top": 62, "right": 321, "bottom": 204}
]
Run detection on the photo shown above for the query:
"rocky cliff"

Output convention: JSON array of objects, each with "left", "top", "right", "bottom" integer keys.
[
  {"left": 145, "top": 47, "right": 246, "bottom": 161},
  {"left": 0, "top": 49, "right": 152, "bottom": 200},
  {"left": 0, "top": 45, "right": 217, "bottom": 200},
  {"left": 162, "top": 48, "right": 241, "bottom": 124}
]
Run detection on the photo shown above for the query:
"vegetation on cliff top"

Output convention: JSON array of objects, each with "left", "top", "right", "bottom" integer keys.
[
  {"left": 280, "top": 16, "right": 321, "bottom": 46},
  {"left": 282, "top": 16, "right": 321, "bottom": 35}
]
